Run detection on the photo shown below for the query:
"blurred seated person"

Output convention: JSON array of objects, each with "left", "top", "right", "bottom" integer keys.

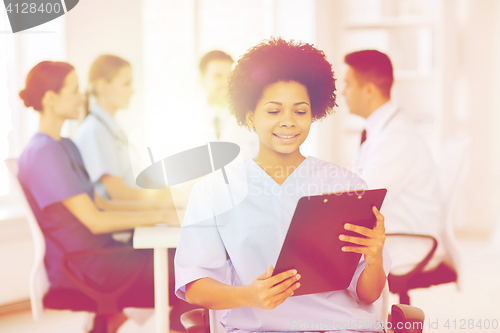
[
  {"left": 17, "top": 61, "right": 180, "bottom": 333},
  {"left": 342, "top": 50, "right": 445, "bottom": 275},
  {"left": 75, "top": 54, "right": 174, "bottom": 203},
  {"left": 196, "top": 50, "right": 258, "bottom": 159}
]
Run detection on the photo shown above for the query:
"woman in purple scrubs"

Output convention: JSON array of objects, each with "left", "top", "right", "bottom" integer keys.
[{"left": 17, "top": 61, "right": 177, "bottom": 333}]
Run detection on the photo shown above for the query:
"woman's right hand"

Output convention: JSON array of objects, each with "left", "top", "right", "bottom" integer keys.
[{"left": 247, "top": 265, "right": 300, "bottom": 310}]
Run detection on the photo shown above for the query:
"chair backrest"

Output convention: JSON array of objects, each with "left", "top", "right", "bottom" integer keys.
[
  {"left": 4, "top": 158, "right": 50, "bottom": 320},
  {"left": 208, "top": 282, "right": 391, "bottom": 333},
  {"left": 438, "top": 136, "right": 472, "bottom": 291}
]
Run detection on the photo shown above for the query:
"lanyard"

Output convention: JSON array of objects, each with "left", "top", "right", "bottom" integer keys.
[
  {"left": 90, "top": 112, "right": 128, "bottom": 146},
  {"left": 89, "top": 112, "right": 143, "bottom": 164}
]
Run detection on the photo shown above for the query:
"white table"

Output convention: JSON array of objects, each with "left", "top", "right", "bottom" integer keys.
[{"left": 133, "top": 225, "right": 182, "bottom": 333}]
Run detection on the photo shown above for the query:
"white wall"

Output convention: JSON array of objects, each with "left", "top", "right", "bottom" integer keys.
[
  {"left": 314, "top": 0, "right": 345, "bottom": 165},
  {"left": 64, "top": 0, "right": 144, "bottom": 135},
  {"left": 441, "top": 0, "right": 500, "bottom": 236}
]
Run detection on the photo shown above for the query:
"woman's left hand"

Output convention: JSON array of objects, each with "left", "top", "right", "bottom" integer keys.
[{"left": 338, "top": 206, "right": 385, "bottom": 267}]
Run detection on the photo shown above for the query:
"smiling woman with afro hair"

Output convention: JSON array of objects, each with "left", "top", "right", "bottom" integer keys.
[
  {"left": 228, "top": 37, "right": 337, "bottom": 128},
  {"left": 174, "top": 37, "right": 390, "bottom": 333}
]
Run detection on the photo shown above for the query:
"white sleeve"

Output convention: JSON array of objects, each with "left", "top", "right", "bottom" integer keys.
[
  {"left": 74, "top": 120, "right": 124, "bottom": 183},
  {"left": 174, "top": 182, "right": 229, "bottom": 301}
]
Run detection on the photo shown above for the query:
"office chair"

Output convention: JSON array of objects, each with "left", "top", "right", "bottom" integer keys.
[
  {"left": 179, "top": 283, "right": 425, "bottom": 333},
  {"left": 387, "top": 136, "right": 472, "bottom": 304},
  {"left": 4, "top": 158, "right": 146, "bottom": 333}
]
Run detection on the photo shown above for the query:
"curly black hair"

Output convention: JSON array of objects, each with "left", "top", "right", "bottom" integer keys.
[{"left": 228, "top": 37, "right": 337, "bottom": 128}]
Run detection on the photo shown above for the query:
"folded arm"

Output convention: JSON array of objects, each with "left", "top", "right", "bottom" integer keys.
[
  {"left": 62, "top": 193, "right": 176, "bottom": 234},
  {"left": 101, "top": 174, "right": 176, "bottom": 204},
  {"left": 94, "top": 189, "right": 178, "bottom": 219}
]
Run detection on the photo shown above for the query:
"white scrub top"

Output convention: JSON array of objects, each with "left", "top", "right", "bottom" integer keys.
[
  {"left": 74, "top": 104, "right": 135, "bottom": 199},
  {"left": 175, "top": 156, "right": 391, "bottom": 333}
]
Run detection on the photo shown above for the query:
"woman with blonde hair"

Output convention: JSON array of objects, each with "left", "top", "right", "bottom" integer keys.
[{"left": 75, "top": 54, "right": 167, "bottom": 202}]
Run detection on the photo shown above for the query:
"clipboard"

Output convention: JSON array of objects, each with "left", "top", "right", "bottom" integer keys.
[{"left": 273, "top": 188, "right": 387, "bottom": 296}]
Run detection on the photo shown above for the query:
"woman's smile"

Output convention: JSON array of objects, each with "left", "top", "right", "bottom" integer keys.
[
  {"left": 272, "top": 132, "right": 300, "bottom": 142},
  {"left": 246, "top": 80, "right": 312, "bottom": 160}
]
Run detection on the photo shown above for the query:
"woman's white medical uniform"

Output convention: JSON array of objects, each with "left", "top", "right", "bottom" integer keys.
[{"left": 175, "top": 156, "right": 392, "bottom": 333}]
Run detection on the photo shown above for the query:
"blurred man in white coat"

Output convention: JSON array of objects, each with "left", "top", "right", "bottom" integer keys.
[
  {"left": 343, "top": 50, "right": 445, "bottom": 275},
  {"left": 196, "top": 50, "right": 258, "bottom": 159}
]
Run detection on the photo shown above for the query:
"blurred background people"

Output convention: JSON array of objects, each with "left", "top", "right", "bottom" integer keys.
[
  {"left": 17, "top": 61, "right": 179, "bottom": 333},
  {"left": 342, "top": 50, "right": 445, "bottom": 275},
  {"left": 199, "top": 50, "right": 233, "bottom": 135},
  {"left": 143, "top": 50, "right": 260, "bottom": 218}
]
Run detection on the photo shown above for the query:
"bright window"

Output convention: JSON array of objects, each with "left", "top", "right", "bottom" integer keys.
[{"left": 0, "top": 11, "right": 13, "bottom": 197}]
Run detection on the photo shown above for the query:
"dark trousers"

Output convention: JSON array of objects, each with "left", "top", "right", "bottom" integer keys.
[{"left": 92, "top": 247, "right": 202, "bottom": 331}]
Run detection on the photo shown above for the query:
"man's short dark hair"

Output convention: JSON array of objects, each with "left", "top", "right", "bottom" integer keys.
[
  {"left": 344, "top": 50, "right": 393, "bottom": 98},
  {"left": 199, "top": 50, "right": 234, "bottom": 74},
  {"left": 228, "top": 37, "right": 337, "bottom": 128}
]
